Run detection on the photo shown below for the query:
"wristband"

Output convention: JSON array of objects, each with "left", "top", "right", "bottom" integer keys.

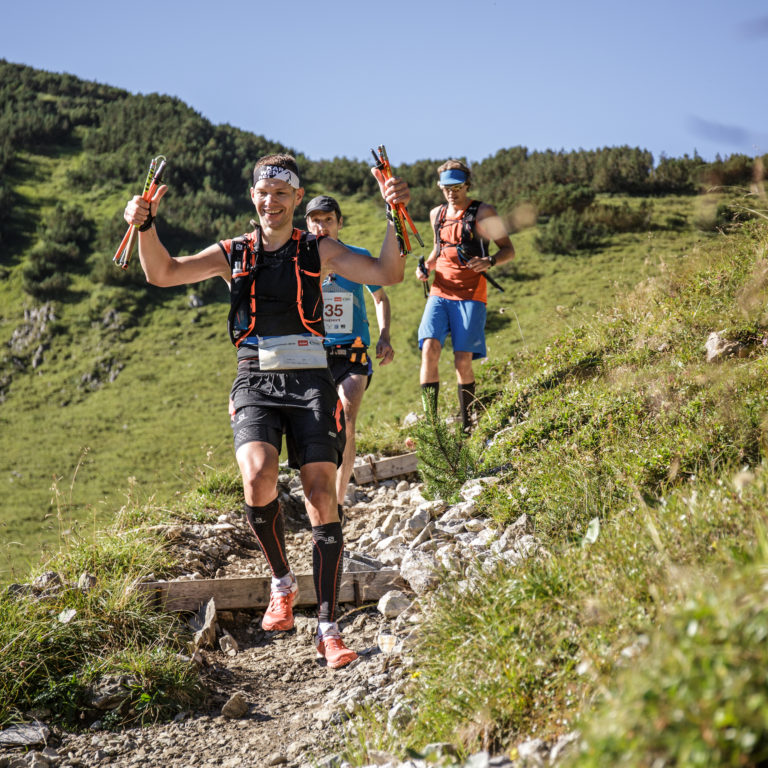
[{"left": 138, "top": 213, "right": 154, "bottom": 232}]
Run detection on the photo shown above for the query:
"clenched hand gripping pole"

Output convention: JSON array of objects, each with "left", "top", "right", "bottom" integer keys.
[
  {"left": 370, "top": 145, "right": 423, "bottom": 256},
  {"left": 113, "top": 155, "right": 167, "bottom": 270},
  {"left": 370, "top": 145, "right": 428, "bottom": 298}
]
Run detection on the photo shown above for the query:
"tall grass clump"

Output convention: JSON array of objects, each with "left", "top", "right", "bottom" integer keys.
[
  {"left": 0, "top": 474, "right": 222, "bottom": 727},
  {"left": 343, "top": 216, "right": 768, "bottom": 763}
]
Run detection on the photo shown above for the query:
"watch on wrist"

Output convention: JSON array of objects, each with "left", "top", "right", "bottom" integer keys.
[{"left": 487, "top": 253, "right": 496, "bottom": 266}]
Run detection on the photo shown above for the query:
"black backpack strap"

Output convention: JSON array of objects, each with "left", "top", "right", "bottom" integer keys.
[
  {"left": 227, "top": 233, "right": 260, "bottom": 347},
  {"left": 294, "top": 230, "right": 325, "bottom": 335},
  {"left": 462, "top": 200, "right": 488, "bottom": 258},
  {"left": 298, "top": 230, "right": 322, "bottom": 273},
  {"left": 463, "top": 200, "right": 483, "bottom": 226},
  {"left": 433, "top": 203, "right": 447, "bottom": 257}
]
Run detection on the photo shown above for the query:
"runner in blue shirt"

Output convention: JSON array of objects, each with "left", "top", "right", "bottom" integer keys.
[{"left": 305, "top": 196, "right": 394, "bottom": 517}]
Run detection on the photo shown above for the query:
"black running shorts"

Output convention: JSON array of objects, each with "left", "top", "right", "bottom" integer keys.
[
  {"left": 327, "top": 356, "right": 373, "bottom": 390},
  {"left": 229, "top": 362, "right": 345, "bottom": 468}
]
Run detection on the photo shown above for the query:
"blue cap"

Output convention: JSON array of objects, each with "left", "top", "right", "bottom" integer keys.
[{"left": 439, "top": 169, "right": 468, "bottom": 186}]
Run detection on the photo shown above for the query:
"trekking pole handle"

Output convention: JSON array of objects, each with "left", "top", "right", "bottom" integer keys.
[
  {"left": 113, "top": 155, "right": 167, "bottom": 269},
  {"left": 456, "top": 245, "right": 504, "bottom": 292},
  {"left": 418, "top": 256, "right": 429, "bottom": 299}
]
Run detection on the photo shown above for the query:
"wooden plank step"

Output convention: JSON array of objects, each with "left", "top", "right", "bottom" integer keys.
[
  {"left": 138, "top": 569, "right": 405, "bottom": 612},
  {"left": 352, "top": 452, "right": 418, "bottom": 484}
]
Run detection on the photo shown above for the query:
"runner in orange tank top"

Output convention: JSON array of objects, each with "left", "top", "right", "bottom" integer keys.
[{"left": 416, "top": 159, "right": 515, "bottom": 432}]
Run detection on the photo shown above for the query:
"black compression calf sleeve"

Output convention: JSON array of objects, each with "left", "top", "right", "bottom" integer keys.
[
  {"left": 312, "top": 522, "right": 343, "bottom": 623},
  {"left": 458, "top": 381, "right": 476, "bottom": 432},
  {"left": 244, "top": 498, "right": 289, "bottom": 579}
]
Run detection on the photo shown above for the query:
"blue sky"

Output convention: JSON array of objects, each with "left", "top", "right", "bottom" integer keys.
[{"left": 2, "top": 0, "right": 766, "bottom": 166}]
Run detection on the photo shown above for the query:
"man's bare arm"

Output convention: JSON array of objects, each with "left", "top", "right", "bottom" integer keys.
[
  {"left": 461, "top": 203, "right": 514, "bottom": 273},
  {"left": 476, "top": 204, "right": 515, "bottom": 265},
  {"left": 416, "top": 206, "right": 440, "bottom": 281},
  {"left": 371, "top": 288, "right": 394, "bottom": 365},
  {"left": 124, "top": 184, "right": 230, "bottom": 286}
]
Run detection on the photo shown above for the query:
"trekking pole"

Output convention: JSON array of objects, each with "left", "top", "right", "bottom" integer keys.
[
  {"left": 418, "top": 256, "right": 429, "bottom": 299},
  {"left": 370, "top": 145, "right": 424, "bottom": 256},
  {"left": 113, "top": 155, "right": 167, "bottom": 270},
  {"left": 456, "top": 245, "right": 504, "bottom": 292}
]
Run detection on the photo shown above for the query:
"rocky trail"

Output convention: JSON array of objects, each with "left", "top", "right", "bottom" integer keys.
[{"left": 1, "top": 470, "right": 576, "bottom": 768}]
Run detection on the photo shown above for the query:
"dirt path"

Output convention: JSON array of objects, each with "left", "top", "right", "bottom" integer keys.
[
  {"left": 8, "top": 478, "right": 416, "bottom": 768},
  {"left": 1, "top": 473, "right": 553, "bottom": 768}
]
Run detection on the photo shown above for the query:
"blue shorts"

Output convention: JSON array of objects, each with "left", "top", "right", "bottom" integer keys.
[{"left": 418, "top": 296, "right": 487, "bottom": 359}]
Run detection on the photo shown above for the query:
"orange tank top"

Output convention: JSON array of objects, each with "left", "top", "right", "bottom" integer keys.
[{"left": 430, "top": 203, "right": 487, "bottom": 303}]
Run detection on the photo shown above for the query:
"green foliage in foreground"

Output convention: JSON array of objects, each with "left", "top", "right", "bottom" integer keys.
[
  {"left": 571, "top": 532, "right": 768, "bottom": 767},
  {"left": 342, "top": 217, "right": 768, "bottom": 765},
  {"left": 0, "top": 498, "right": 205, "bottom": 728}
]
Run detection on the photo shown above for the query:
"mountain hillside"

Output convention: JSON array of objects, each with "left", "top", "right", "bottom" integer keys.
[{"left": 1, "top": 59, "right": 762, "bottom": 578}]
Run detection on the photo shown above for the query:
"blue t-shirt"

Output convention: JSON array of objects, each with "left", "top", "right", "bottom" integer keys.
[{"left": 322, "top": 243, "right": 381, "bottom": 348}]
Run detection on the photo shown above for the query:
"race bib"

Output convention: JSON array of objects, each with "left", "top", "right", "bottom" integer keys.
[
  {"left": 322, "top": 286, "right": 353, "bottom": 333},
  {"left": 256, "top": 334, "right": 327, "bottom": 370}
]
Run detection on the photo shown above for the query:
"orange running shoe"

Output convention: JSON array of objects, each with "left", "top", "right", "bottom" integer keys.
[
  {"left": 316, "top": 632, "right": 358, "bottom": 669},
  {"left": 261, "top": 578, "right": 298, "bottom": 631}
]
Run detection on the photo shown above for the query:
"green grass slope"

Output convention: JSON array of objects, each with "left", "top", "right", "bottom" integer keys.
[
  {"left": 1, "top": 207, "right": 764, "bottom": 765},
  {"left": 347, "top": 212, "right": 768, "bottom": 765},
  {"left": 1, "top": 62, "right": 751, "bottom": 581}
]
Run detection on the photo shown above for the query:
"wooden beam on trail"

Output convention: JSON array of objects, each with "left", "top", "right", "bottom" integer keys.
[
  {"left": 138, "top": 569, "right": 406, "bottom": 613},
  {"left": 352, "top": 452, "right": 418, "bottom": 485}
]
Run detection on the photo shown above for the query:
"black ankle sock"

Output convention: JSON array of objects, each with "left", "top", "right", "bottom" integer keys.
[
  {"left": 244, "top": 498, "right": 289, "bottom": 579},
  {"left": 421, "top": 381, "right": 439, "bottom": 417},
  {"left": 458, "top": 381, "right": 476, "bottom": 432},
  {"left": 312, "top": 522, "right": 343, "bottom": 623}
]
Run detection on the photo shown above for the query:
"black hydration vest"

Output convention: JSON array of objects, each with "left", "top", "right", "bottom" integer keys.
[
  {"left": 227, "top": 227, "right": 325, "bottom": 349},
  {"left": 433, "top": 200, "right": 490, "bottom": 261}
]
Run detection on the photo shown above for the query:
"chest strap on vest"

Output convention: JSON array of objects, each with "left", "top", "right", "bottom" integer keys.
[{"left": 434, "top": 200, "right": 486, "bottom": 260}]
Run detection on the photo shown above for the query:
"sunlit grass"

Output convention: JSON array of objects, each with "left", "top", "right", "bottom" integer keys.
[
  {"left": 341, "top": 218, "right": 768, "bottom": 765},
  {"left": 0, "top": 479, "right": 208, "bottom": 727}
]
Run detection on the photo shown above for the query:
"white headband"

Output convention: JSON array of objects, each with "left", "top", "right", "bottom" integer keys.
[{"left": 256, "top": 165, "right": 300, "bottom": 189}]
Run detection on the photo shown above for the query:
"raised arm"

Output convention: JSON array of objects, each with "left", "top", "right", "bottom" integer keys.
[
  {"left": 320, "top": 174, "right": 409, "bottom": 286},
  {"left": 123, "top": 185, "right": 230, "bottom": 287}
]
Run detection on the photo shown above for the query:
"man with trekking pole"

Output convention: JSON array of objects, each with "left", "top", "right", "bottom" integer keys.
[
  {"left": 123, "top": 153, "right": 409, "bottom": 668},
  {"left": 416, "top": 160, "right": 515, "bottom": 433}
]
